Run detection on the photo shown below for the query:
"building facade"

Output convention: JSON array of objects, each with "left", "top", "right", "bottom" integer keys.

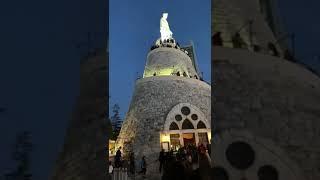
[{"left": 116, "top": 36, "right": 211, "bottom": 179}]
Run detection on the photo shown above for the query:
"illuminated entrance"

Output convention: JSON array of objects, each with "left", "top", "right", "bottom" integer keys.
[
  {"left": 183, "top": 133, "right": 195, "bottom": 146},
  {"left": 160, "top": 103, "right": 211, "bottom": 151}
]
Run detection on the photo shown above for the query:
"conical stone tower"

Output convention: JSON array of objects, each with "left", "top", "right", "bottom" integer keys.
[
  {"left": 116, "top": 13, "right": 211, "bottom": 179},
  {"left": 49, "top": 49, "right": 109, "bottom": 180},
  {"left": 213, "top": 0, "right": 283, "bottom": 53},
  {"left": 212, "top": 1, "right": 320, "bottom": 179}
]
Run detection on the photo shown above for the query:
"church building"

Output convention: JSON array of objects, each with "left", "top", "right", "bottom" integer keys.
[{"left": 116, "top": 13, "right": 211, "bottom": 177}]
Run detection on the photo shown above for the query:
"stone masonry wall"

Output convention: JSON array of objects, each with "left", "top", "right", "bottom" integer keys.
[
  {"left": 144, "top": 47, "right": 199, "bottom": 77},
  {"left": 117, "top": 76, "right": 211, "bottom": 179},
  {"left": 213, "top": 46, "right": 320, "bottom": 179},
  {"left": 50, "top": 50, "right": 109, "bottom": 180},
  {"left": 213, "top": 0, "right": 281, "bottom": 53}
]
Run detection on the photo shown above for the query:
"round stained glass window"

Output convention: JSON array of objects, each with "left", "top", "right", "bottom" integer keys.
[
  {"left": 226, "top": 141, "right": 255, "bottom": 170},
  {"left": 175, "top": 115, "right": 182, "bottom": 121},
  {"left": 191, "top": 114, "right": 198, "bottom": 120},
  {"left": 181, "top": 106, "right": 190, "bottom": 116}
]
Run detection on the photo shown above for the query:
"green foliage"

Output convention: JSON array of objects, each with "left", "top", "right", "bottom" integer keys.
[{"left": 110, "top": 130, "right": 120, "bottom": 141}]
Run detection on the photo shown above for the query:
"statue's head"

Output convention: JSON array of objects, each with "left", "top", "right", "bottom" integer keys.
[{"left": 162, "top": 13, "right": 168, "bottom": 19}]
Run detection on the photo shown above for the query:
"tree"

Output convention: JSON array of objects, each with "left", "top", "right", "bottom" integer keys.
[
  {"left": 110, "top": 104, "right": 122, "bottom": 140},
  {"left": 4, "top": 131, "right": 33, "bottom": 180}
]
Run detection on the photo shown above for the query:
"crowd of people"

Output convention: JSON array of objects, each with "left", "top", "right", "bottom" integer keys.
[
  {"left": 110, "top": 146, "right": 147, "bottom": 177},
  {"left": 109, "top": 143, "right": 212, "bottom": 180},
  {"left": 212, "top": 31, "right": 295, "bottom": 61},
  {"left": 159, "top": 143, "right": 212, "bottom": 180}
]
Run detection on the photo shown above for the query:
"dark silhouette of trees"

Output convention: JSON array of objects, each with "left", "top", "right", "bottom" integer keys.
[
  {"left": 110, "top": 104, "right": 122, "bottom": 140},
  {"left": 4, "top": 131, "right": 33, "bottom": 180}
]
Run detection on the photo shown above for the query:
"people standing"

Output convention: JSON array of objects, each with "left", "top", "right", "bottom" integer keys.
[
  {"left": 108, "top": 161, "right": 114, "bottom": 176},
  {"left": 129, "top": 152, "right": 135, "bottom": 176},
  {"left": 182, "top": 155, "right": 193, "bottom": 180},
  {"left": 207, "top": 143, "right": 211, "bottom": 157},
  {"left": 140, "top": 156, "right": 147, "bottom": 176},
  {"left": 115, "top": 147, "right": 122, "bottom": 168},
  {"left": 212, "top": 32, "right": 223, "bottom": 46},
  {"left": 232, "top": 32, "right": 246, "bottom": 48},
  {"left": 159, "top": 149, "right": 165, "bottom": 173},
  {"left": 198, "top": 144, "right": 212, "bottom": 180},
  {"left": 268, "top": 42, "right": 279, "bottom": 57}
]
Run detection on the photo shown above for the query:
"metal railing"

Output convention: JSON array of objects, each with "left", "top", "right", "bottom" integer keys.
[{"left": 111, "top": 168, "right": 130, "bottom": 180}]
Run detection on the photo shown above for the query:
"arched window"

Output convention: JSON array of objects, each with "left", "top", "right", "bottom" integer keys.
[
  {"left": 169, "top": 122, "right": 179, "bottom": 130},
  {"left": 197, "top": 121, "right": 206, "bottom": 129},
  {"left": 226, "top": 141, "right": 255, "bottom": 170},
  {"left": 182, "top": 119, "right": 194, "bottom": 129},
  {"left": 183, "top": 72, "right": 187, "bottom": 77}
]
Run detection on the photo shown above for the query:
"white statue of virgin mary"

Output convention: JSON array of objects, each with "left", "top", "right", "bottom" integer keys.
[{"left": 160, "top": 13, "right": 173, "bottom": 41}]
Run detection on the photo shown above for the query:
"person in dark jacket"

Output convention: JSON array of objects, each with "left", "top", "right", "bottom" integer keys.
[
  {"left": 129, "top": 152, "right": 135, "bottom": 176},
  {"left": 182, "top": 155, "right": 193, "bottom": 180},
  {"left": 140, "top": 156, "right": 147, "bottom": 175},
  {"left": 198, "top": 145, "right": 212, "bottom": 180},
  {"left": 232, "top": 32, "right": 246, "bottom": 48},
  {"left": 162, "top": 156, "right": 186, "bottom": 180},
  {"left": 268, "top": 42, "right": 279, "bottom": 57},
  {"left": 191, "top": 169, "right": 202, "bottom": 180},
  {"left": 159, "top": 149, "right": 165, "bottom": 173},
  {"left": 114, "top": 147, "right": 122, "bottom": 168},
  {"left": 212, "top": 32, "right": 223, "bottom": 46}
]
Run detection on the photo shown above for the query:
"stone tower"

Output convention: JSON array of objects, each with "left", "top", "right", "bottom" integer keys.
[
  {"left": 213, "top": 0, "right": 284, "bottom": 53},
  {"left": 116, "top": 14, "right": 211, "bottom": 179},
  {"left": 213, "top": 0, "right": 320, "bottom": 179},
  {"left": 49, "top": 49, "right": 109, "bottom": 180}
]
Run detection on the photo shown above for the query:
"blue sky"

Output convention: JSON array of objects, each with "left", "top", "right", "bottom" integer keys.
[{"left": 109, "top": 0, "right": 211, "bottom": 117}]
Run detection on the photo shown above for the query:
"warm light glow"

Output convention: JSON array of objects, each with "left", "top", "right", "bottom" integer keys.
[
  {"left": 143, "top": 67, "right": 175, "bottom": 78},
  {"left": 208, "top": 131, "right": 212, "bottom": 143},
  {"left": 160, "top": 133, "right": 170, "bottom": 142},
  {"left": 158, "top": 68, "right": 174, "bottom": 76},
  {"left": 108, "top": 140, "right": 116, "bottom": 155},
  {"left": 143, "top": 66, "right": 191, "bottom": 78}
]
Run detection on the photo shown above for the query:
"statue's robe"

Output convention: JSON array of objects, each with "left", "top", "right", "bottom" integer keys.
[{"left": 160, "top": 18, "right": 173, "bottom": 40}]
